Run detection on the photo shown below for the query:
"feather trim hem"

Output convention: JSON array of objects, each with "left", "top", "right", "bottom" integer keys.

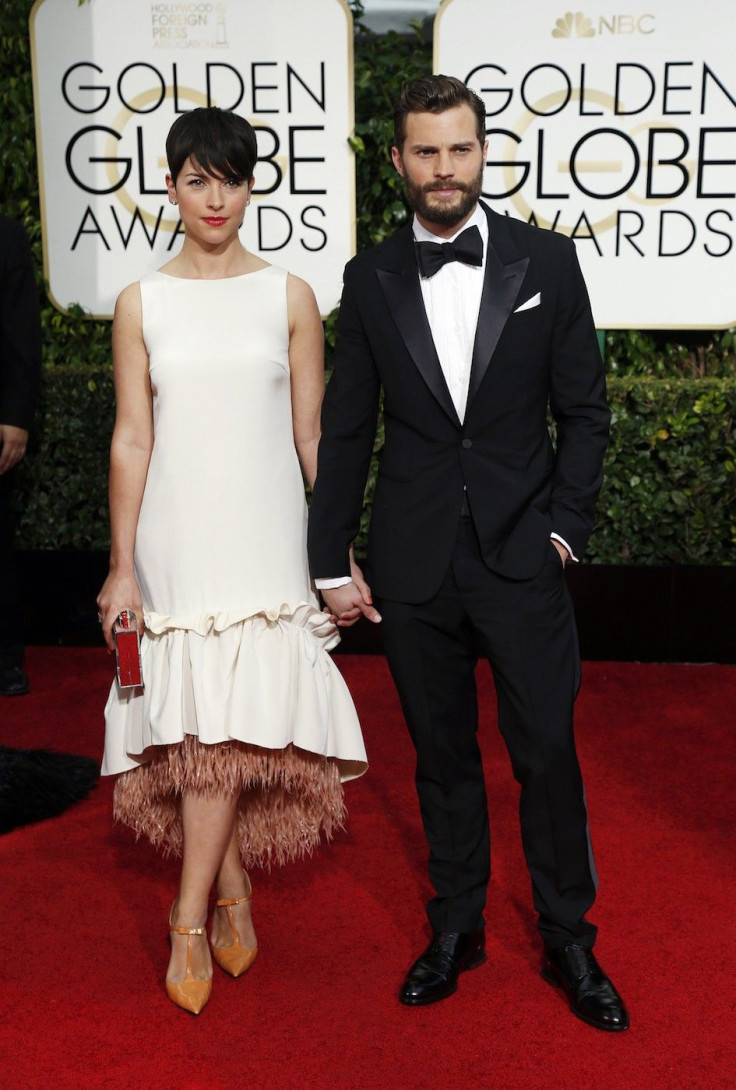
[{"left": 112, "top": 735, "right": 346, "bottom": 869}]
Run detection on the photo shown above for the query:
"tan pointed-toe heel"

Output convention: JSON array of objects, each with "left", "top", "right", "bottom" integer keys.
[
  {"left": 166, "top": 904, "right": 213, "bottom": 1015},
  {"left": 211, "top": 874, "right": 258, "bottom": 978}
]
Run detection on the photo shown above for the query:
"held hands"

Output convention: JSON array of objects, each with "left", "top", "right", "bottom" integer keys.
[
  {"left": 0, "top": 425, "right": 29, "bottom": 474},
  {"left": 322, "top": 551, "right": 382, "bottom": 627},
  {"left": 96, "top": 570, "right": 144, "bottom": 650}
]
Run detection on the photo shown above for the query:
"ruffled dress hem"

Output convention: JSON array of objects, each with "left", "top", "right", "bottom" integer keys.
[{"left": 102, "top": 599, "right": 367, "bottom": 868}]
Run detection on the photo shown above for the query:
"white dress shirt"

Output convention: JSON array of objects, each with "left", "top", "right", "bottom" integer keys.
[{"left": 414, "top": 205, "right": 487, "bottom": 423}]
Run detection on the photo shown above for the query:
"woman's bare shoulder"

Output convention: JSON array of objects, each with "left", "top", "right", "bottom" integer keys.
[
  {"left": 286, "top": 271, "right": 320, "bottom": 316},
  {"left": 114, "top": 281, "right": 142, "bottom": 316}
]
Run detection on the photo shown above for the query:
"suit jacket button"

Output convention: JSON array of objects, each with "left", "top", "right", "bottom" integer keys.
[{"left": 462, "top": 438, "right": 472, "bottom": 449}]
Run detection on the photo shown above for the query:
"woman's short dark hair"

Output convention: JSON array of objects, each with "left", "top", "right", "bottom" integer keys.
[
  {"left": 166, "top": 107, "right": 258, "bottom": 184},
  {"left": 393, "top": 75, "right": 486, "bottom": 151}
]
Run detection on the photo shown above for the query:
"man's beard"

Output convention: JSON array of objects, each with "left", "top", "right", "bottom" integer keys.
[{"left": 402, "top": 162, "right": 484, "bottom": 227}]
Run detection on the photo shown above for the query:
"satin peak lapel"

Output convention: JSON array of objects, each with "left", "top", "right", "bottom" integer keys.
[
  {"left": 466, "top": 245, "right": 529, "bottom": 411},
  {"left": 377, "top": 264, "right": 461, "bottom": 427}
]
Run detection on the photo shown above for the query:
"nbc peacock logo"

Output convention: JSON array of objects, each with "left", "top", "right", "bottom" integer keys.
[{"left": 552, "top": 11, "right": 596, "bottom": 37}]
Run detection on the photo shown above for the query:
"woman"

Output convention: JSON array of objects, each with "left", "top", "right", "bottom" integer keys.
[{"left": 97, "top": 108, "right": 367, "bottom": 1015}]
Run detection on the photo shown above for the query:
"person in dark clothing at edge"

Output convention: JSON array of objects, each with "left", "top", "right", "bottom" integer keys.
[{"left": 0, "top": 216, "right": 42, "bottom": 697}]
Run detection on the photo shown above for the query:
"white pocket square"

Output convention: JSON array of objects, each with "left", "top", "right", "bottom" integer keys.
[{"left": 514, "top": 292, "right": 541, "bottom": 313}]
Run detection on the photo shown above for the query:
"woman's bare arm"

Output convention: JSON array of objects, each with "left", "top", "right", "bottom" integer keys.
[
  {"left": 96, "top": 282, "right": 153, "bottom": 647},
  {"left": 287, "top": 273, "right": 324, "bottom": 490}
]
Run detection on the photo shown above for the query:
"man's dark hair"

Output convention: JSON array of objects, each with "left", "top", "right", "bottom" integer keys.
[
  {"left": 393, "top": 75, "right": 486, "bottom": 151},
  {"left": 166, "top": 107, "right": 258, "bottom": 184}
]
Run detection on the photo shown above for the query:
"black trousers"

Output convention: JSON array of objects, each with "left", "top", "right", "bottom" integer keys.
[
  {"left": 0, "top": 470, "right": 23, "bottom": 669},
  {"left": 377, "top": 517, "right": 598, "bottom": 949}
]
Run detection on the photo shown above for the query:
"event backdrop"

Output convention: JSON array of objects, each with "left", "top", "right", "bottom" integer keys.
[
  {"left": 436, "top": 0, "right": 736, "bottom": 328},
  {"left": 30, "top": 0, "right": 355, "bottom": 317},
  {"left": 27, "top": 0, "right": 736, "bottom": 331}
]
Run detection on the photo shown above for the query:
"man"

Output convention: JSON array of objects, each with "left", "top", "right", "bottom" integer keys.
[
  {"left": 0, "top": 216, "right": 42, "bottom": 696},
  {"left": 308, "top": 76, "right": 628, "bottom": 1031}
]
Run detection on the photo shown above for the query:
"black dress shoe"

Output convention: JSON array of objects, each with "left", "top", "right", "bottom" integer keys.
[
  {"left": 400, "top": 929, "right": 486, "bottom": 1006},
  {"left": 0, "top": 666, "right": 30, "bottom": 696},
  {"left": 542, "top": 943, "right": 629, "bottom": 1031}
]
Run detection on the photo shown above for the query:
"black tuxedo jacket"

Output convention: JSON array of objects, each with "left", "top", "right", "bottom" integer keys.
[
  {"left": 0, "top": 216, "right": 42, "bottom": 431},
  {"left": 308, "top": 202, "right": 610, "bottom": 603}
]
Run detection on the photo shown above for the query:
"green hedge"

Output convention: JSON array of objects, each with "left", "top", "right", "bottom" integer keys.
[
  {"left": 590, "top": 378, "right": 735, "bottom": 564},
  {"left": 3, "top": 0, "right": 736, "bottom": 562},
  {"left": 14, "top": 370, "right": 735, "bottom": 564},
  {"left": 12, "top": 365, "right": 114, "bottom": 550}
]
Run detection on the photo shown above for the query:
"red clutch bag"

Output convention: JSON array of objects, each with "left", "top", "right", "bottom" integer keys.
[{"left": 113, "top": 610, "right": 144, "bottom": 690}]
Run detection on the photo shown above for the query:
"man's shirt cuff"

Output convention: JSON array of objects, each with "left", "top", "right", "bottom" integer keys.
[
  {"left": 314, "top": 575, "right": 353, "bottom": 590},
  {"left": 550, "top": 533, "right": 578, "bottom": 563}
]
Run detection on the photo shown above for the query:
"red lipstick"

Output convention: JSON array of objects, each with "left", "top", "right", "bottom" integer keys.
[{"left": 203, "top": 217, "right": 228, "bottom": 226}]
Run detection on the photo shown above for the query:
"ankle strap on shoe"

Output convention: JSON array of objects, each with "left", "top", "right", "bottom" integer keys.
[
  {"left": 216, "top": 893, "right": 251, "bottom": 907},
  {"left": 170, "top": 924, "right": 205, "bottom": 936}
]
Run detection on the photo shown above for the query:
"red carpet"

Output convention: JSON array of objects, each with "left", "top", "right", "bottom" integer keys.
[{"left": 1, "top": 648, "right": 734, "bottom": 1089}]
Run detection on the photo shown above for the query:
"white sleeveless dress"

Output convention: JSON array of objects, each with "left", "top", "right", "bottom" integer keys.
[{"left": 102, "top": 266, "right": 367, "bottom": 866}]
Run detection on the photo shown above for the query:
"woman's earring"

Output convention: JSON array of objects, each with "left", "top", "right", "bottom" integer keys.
[{"left": 170, "top": 198, "right": 178, "bottom": 206}]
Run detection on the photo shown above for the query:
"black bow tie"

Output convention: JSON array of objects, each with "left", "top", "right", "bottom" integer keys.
[{"left": 414, "top": 224, "right": 484, "bottom": 278}]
